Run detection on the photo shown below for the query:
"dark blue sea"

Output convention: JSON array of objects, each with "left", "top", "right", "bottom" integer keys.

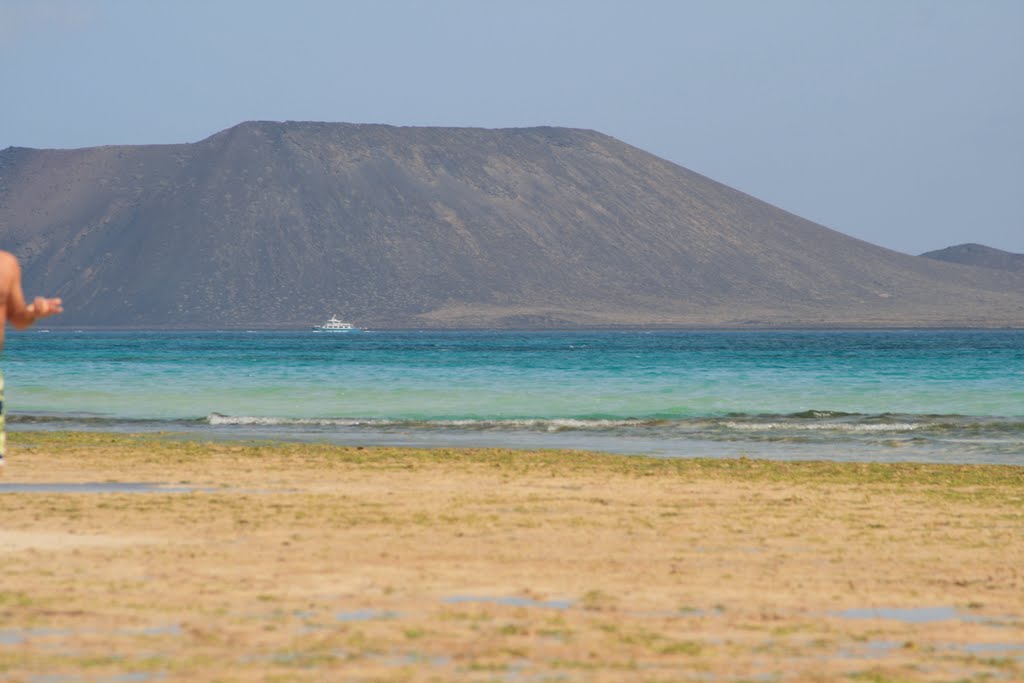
[{"left": 4, "top": 329, "right": 1023, "bottom": 464}]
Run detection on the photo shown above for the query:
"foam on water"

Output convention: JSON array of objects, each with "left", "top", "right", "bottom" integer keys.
[
  {"left": 205, "top": 413, "right": 657, "bottom": 430},
  {"left": 722, "top": 420, "right": 920, "bottom": 432}
]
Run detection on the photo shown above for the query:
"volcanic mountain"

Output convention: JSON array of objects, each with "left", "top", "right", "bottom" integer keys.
[{"left": 1, "top": 121, "right": 1022, "bottom": 328}]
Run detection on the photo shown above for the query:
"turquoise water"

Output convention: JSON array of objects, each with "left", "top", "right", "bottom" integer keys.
[{"left": 4, "top": 329, "right": 1023, "bottom": 464}]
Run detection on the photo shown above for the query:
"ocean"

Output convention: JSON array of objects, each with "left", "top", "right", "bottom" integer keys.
[{"left": 4, "top": 329, "right": 1023, "bottom": 465}]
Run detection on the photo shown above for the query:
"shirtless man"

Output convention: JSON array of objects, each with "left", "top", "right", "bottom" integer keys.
[{"left": 0, "top": 250, "right": 63, "bottom": 465}]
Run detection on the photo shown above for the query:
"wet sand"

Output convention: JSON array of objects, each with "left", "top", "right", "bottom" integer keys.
[{"left": 1, "top": 432, "right": 1022, "bottom": 682}]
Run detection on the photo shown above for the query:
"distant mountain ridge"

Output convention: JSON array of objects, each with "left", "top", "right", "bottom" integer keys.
[
  {"left": 1, "top": 120, "right": 1023, "bottom": 328},
  {"left": 921, "top": 243, "right": 1024, "bottom": 273}
]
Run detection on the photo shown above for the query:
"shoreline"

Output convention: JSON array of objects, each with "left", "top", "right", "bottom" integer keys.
[
  {"left": 1, "top": 432, "right": 1022, "bottom": 681},
  {"left": 10, "top": 415, "right": 1024, "bottom": 467}
]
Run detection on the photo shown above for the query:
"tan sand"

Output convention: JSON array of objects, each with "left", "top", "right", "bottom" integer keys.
[{"left": 0, "top": 432, "right": 1021, "bottom": 682}]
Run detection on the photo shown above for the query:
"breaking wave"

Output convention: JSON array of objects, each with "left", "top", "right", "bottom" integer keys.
[
  {"left": 721, "top": 421, "right": 921, "bottom": 432},
  {"left": 201, "top": 412, "right": 1024, "bottom": 437},
  {"left": 205, "top": 413, "right": 659, "bottom": 432},
  {"left": 13, "top": 410, "right": 1022, "bottom": 440}
]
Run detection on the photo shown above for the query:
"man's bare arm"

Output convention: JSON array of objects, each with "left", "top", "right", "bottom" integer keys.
[{"left": 3, "top": 252, "right": 63, "bottom": 329}]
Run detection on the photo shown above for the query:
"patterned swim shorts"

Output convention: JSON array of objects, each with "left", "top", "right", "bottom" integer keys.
[{"left": 0, "top": 371, "right": 5, "bottom": 465}]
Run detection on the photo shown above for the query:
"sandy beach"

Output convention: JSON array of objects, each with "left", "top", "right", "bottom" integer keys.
[{"left": 1, "top": 432, "right": 1021, "bottom": 682}]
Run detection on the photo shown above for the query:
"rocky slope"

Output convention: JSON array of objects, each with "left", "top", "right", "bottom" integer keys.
[{"left": 2, "top": 121, "right": 1023, "bottom": 327}]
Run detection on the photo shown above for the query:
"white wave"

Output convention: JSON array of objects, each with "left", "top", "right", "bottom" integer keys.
[
  {"left": 206, "top": 413, "right": 401, "bottom": 427},
  {"left": 205, "top": 413, "right": 653, "bottom": 431},
  {"left": 206, "top": 413, "right": 934, "bottom": 434},
  {"left": 443, "top": 418, "right": 651, "bottom": 431},
  {"left": 722, "top": 421, "right": 920, "bottom": 432}
]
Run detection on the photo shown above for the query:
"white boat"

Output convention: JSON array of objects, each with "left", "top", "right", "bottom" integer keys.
[{"left": 312, "top": 315, "right": 362, "bottom": 332}]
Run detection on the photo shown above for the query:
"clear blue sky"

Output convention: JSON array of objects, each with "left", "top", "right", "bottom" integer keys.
[{"left": 2, "top": 0, "right": 1021, "bottom": 254}]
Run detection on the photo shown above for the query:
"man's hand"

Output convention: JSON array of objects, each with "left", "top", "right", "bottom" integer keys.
[{"left": 28, "top": 297, "right": 63, "bottom": 320}]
